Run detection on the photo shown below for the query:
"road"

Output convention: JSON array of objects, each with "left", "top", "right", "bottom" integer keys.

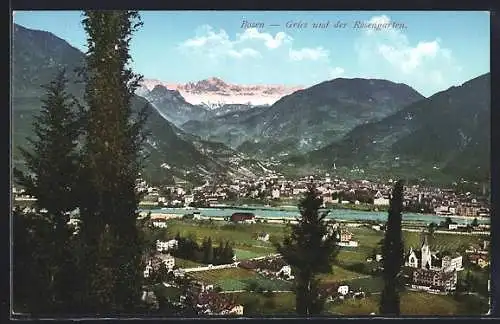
[
  {"left": 402, "top": 228, "right": 489, "bottom": 236},
  {"left": 181, "top": 253, "right": 281, "bottom": 272}
]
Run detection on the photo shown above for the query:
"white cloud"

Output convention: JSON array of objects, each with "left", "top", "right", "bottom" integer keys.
[
  {"left": 228, "top": 48, "right": 261, "bottom": 59},
  {"left": 179, "top": 25, "right": 262, "bottom": 60},
  {"left": 329, "top": 67, "right": 345, "bottom": 78},
  {"left": 180, "top": 25, "right": 332, "bottom": 64},
  {"left": 180, "top": 24, "right": 345, "bottom": 83},
  {"left": 355, "top": 15, "right": 462, "bottom": 95},
  {"left": 289, "top": 47, "right": 329, "bottom": 61},
  {"left": 238, "top": 28, "right": 293, "bottom": 49}
]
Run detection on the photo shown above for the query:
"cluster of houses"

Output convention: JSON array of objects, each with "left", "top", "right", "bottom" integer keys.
[
  {"left": 238, "top": 257, "right": 294, "bottom": 280},
  {"left": 183, "top": 280, "right": 244, "bottom": 316},
  {"left": 319, "top": 282, "right": 366, "bottom": 302},
  {"left": 322, "top": 222, "right": 359, "bottom": 247},
  {"left": 193, "top": 291, "right": 244, "bottom": 316},
  {"left": 143, "top": 253, "right": 176, "bottom": 278},
  {"left": 403, "top": 236, "right": 463, "bottom": 293},
  {"left": 465, "top": 240, "right": 490, "bottom": 269}
]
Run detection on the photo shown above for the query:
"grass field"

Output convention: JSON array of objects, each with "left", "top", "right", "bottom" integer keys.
[
  {"left": 231, "top": 291, "right": 296, "bottom": 316},
  {"left": 348, "top": 226, "right": 487, "bottom": 254},
  {"left": 175, "top": 257, "right": 202, "bottom": 269},
  {"left": 188, "top": 267, "right": 293, "bottom": 291},
  {"left": 347, "top": 276, "right": 384, "bottom": 293},
  {"left": 189, "top": 267, "right": 255, "bottom": 283},
  {"left": 318, "top": 265, "right": 370, "bottom": 283},
  {"left": 234, "top": 248, "right": 266, "bottom": 260},
  {"left": 165, "top": 220, "right": 287, "bottom": 249},
  {"left": 403, "top": 231, "right": 486, "bottom": 252},
  {"left": 153, "top": 284, "right": 182, "bottom": 302},
  {"left": 327, "top": 291, "right": 489, "bottom": 315}
]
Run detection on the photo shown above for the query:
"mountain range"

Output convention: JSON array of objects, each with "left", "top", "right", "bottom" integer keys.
[
  {"left": 295, "top": 73, "right": 491, "bottom": 183},
  {"left": 11, "top": 23, "right": 274, "bottom": 185},
  {"left": 11, "top": 23, "right": 491, "bottom": 185},
  {"left": 182, "top": 78, "right": 425, "bottom": 157},
  {"left": 138, "top": 77, "right": 302, "bottom": 108}
]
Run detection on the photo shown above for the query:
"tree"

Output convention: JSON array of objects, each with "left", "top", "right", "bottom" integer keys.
[
  {"left": 223, "top": 241, "right": 234, "bottom": 264},
  {"left": 202, "top": 237, "right": 214, "bottom": 264},
  {"left": 471, "top": 218, "right": 479, "bottom": 227},
  {"left": 77, "top": 10, "right": 147, "bottom": 314},
  {"left": 13, "top": 70, "right": 82, "bottom": 314},
  {"left": 275, "top": 185, "right": 339, "bottom": 315},
  {"left": 215, "top": 241, "right": 225, "bottom": 265},
  {"left": 379, "top": 180, "right": 405, "bottom": 316}
]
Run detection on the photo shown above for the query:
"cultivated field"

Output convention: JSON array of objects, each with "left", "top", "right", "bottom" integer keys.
[
  {"left": 187, "top": 267, "right": 293, "bottom": 291},
  {"left": 327, "top": 291, "right": 488, "bottom": 316}
]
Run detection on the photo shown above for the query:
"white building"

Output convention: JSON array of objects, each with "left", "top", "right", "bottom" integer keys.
[
  {"left": 220, "top": 305, "right": 244, "bottom": 316},
  {"left": 271, "top": 189, "right": 280, "bottom": 199},
  {"left": 406, "top": 236, "right": 463, "bottom": 272},
  {"left": 374, "top": 197, "right": 390, "bottom": 206},
  {"left": 160, "top": 254, "right": 176, "bottom": 270},
  {"left": 338, "top": 285, "right": 349, "bottom": 296},
  {"left": 152, "top": 220, "right": 167, "bottom": 228},
  {"left": 277, "top": 265, "right": 293, "bottom": 279},
  {"left": 448, "top": 224, "right": 459, "bottom": 230},
  {"left": 257, "top": 233, "right": 270, "bottom": 242},
  {"left": 156, "top": 239, "right": 179, "bottom": 252},
  {"left": 184, "top": 195, "right": 194, "bottom": 206}
]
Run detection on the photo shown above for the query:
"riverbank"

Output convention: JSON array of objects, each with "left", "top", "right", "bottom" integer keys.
[{"left": 139, "top": 206, "right": 490, "bottom": 225}]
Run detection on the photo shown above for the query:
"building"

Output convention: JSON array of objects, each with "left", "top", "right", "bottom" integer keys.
[
  {"left": 194, "top": 291, "right": 244, "bottom": 316},
  {"left": 468, "top": 254, "right": 489, "bottom": 268},
  {"left": 156, "top": 239, "right": 179, "bottom": 253},
  {"left": 373, "top": 191, "right": 390, "bottom": 206},
  {"left": 405, "top": 236, "right": 463, "bottom": 272},
  {"left": 143, "top": 254, "right": 176, "bottom": 278},
  {"left": 271, "top": 189, "right": 280, "bottom": 199},
  {"left": 257, "top": 232, "right": 270, "bottom": 242},
  {"left": 373, "top": 197, "right": 390, "bottom": 206},
  {"left": 184, "top": 195, "right": 194, "bottom": 206},
  {"left": 277, "top": 265, "right": 293, "bottom": 279},
  {"left": 152, "top": 220, "right": 167, "bottom": 228},
  {"left": 338, "top": 285, "right": 349, "bottom": 296},
  {"left": 230, "top": 212, "right": 255, "bottom": 223},
  {"left": 412, "top": 268, "right": 458, "bottom": 292},
  {"left": 339, "top": 229, "right": 352, "bottom": 243}
]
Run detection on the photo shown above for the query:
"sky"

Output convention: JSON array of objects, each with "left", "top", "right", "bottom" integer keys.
[{"left": 13, "top": 10, "right": 490, "bottom": 97}]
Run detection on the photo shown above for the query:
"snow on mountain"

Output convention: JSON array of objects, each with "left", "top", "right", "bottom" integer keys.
[{"left": 140, "top": 77, "right": 303, "bottom": 108}]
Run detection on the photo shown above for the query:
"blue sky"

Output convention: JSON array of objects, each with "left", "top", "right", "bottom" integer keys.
[{"left": 13, "top": 10, "right": 490, "bottom": 97}]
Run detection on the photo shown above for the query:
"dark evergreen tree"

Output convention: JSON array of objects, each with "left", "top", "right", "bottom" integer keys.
[
  {"left": 206, "top": 237, "right": 214, "bottom": 264},
  {"left": 13, "top": 70, "right": 82, "bottom": 314},
  {"left": 77, "top": 10, "right": 147, "bottom": 314},
  {"left": 223, "top": 241, "right": 234, "bottom": 264},
  {"left": 201, "top": 237, "right": 209, "bottom": 263},
  {"left": 274, "top": 185, "right": 339, "bottom": 315},
  {"left": 379, "top": 180, "right": 405, "bottom": 316},
  {"left": 215, "top": 241, "right": 225, "bottom": 265}
]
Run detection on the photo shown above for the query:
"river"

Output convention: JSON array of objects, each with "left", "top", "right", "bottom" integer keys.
[{"left": 140, "top": 206, "right": 490, "bottom": 225}]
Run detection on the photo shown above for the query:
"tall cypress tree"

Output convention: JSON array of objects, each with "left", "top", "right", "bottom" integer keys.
[
  {"left": 78, "top": 10, "right": 148, "bottom": 314},
  {"left": 13, "top": 70, "right": 82, "bottom": 314},
  {"left": 275, "top": 185, "right": 339, "bottom": 315},
  {"left": 379, "top": 180, "right": 405, "bottom": 316}
]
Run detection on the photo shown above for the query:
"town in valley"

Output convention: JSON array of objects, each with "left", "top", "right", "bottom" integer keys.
[{"left": 11, "top": 10, "right": 491, "bottom": 318}]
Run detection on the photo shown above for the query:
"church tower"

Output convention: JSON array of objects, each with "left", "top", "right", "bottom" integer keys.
[{"left": 420, "top": 234, "right": 432, "bottom": 269}]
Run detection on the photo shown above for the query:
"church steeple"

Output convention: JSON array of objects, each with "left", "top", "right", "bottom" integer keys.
[
  {"left": 420, "top": 233, "right": 432, "bottom": 269},
  {"left": 421, "top": 233, "right": 429, "bottom": 248}
]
